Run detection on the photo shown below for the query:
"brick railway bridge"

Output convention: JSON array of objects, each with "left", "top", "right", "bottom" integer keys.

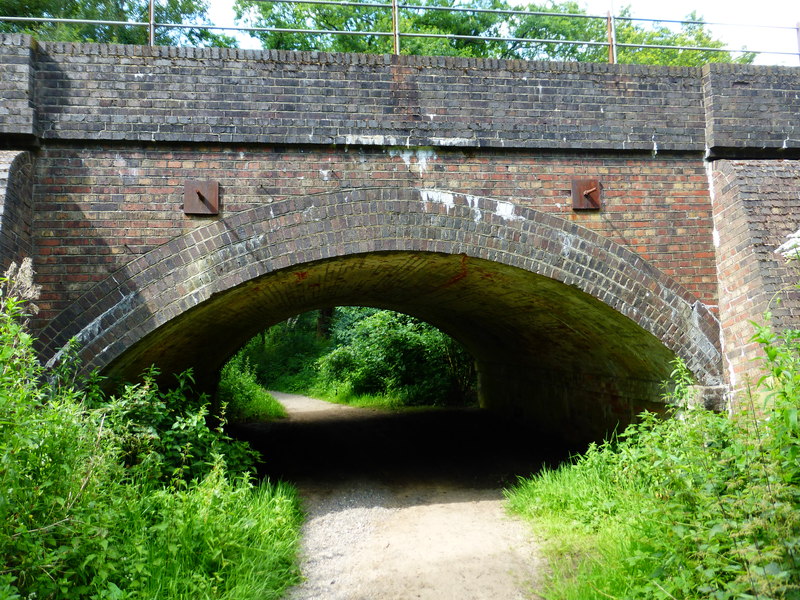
[{"left": 1, "top": 34, "right": 799, "bottom": 440}]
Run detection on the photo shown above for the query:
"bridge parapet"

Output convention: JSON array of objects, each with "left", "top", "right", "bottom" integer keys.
[{"left": 1, "top": 34, "right": 799, "bottom": 155}]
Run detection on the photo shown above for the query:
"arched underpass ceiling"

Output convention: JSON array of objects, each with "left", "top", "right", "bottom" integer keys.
[
  {"left": 101, "top": 251, "right": 675, "bottom": 388},
  {"left": 38, "top": 187, "right": 723, "bottom": 439}
]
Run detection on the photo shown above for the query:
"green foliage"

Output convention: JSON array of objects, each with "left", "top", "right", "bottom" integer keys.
[
  {"left": 92, "top": 367, "right": 259, "bottom": 483},
  {"left": 235, "top": 0, "right": 753, "bottom": 65},
  {"left": 232, "top": 307, "right": 476, "bottom": 409},
  {"left": 614, "top": 10, "right": 755, "bottom": 66},
  {"left": 0, "top": 261, "right": 301, "bottom": 600},
  {"left": 507, "top": 350, "right": 800, "bottom": 599},
  {"left": 217, "top": 353, "right": 288, "bottom": 423},
  {"left": 237, "top": 310, "right": 330, "bottom": 393},
  {"left": 0, "top": 0, "right": 236, "bottom": 46},
  {"left": 316, "top": 308, "right": 475, "bottom": 406}
]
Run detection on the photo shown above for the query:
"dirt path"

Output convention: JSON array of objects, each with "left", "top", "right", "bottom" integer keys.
[{"left": 232, "top": 392, "right": 567, "bottom": 599}]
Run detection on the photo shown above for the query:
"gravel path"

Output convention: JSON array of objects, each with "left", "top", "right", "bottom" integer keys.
[{"left": 233, "top": 392, "right": 563, "bottom": 599}]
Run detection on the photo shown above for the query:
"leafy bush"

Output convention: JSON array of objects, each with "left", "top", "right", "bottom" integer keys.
[
  {"left": 229, "top": 306, "right": 477, "bottom": 409},
  {"left": 507, "top": 342, "right": 800, "bottom": 599},
  {"left": 237, "top": 310, "right": 329, "bottom": 392},
  {"left": 0, "top": 260, "right": 301, "bottom": 599},
  {"left": 316, "top": 309, "right": 474, "bottom": 406}
]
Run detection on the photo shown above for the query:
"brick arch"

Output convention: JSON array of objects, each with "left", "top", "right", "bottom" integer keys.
[{"left": 38, "top": 187, "right": 722, "bottom": 441}]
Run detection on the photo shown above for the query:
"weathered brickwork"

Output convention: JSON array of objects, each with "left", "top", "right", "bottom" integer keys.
[
  {"left": 3, "top": 35, "right": 798, "bottom": 155},
  {"left": 36, "top": 186, "right": 722, "bottom": 441},
  {"left": 4, "top": 35, "right": 799, "bottom": 434},
  {"left": 31, "top": 145, "right": 718, "bottom": 325},
  {"left": 703, "top": 64, "right": 800, "bottom": 153},
  {"left": 711, "top": 160, "right": 800, "bottom": 389},
  {"left": 0, "top": 151, "right": 34, "bottom": 267},
  {"left": 0, "top": 35, "right": 37, "bottom": 140},
  {"left": 29, "top": 42, "right": 704, "bottom": 150}
]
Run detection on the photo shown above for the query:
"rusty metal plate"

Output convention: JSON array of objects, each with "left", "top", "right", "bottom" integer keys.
[
  {"left": 184, "top": 180, "right": 219, "bottom": 215},
  {"left": 571, "top": 179, "right": 602, "bottom": 211}
]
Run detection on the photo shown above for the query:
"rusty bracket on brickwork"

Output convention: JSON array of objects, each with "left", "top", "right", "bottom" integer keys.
[
  {"left": 571, "top": 179, "right": 602, "bottom": 211},
  {"left": 184, "top": 180, "right": 219, "bottom": 215}
]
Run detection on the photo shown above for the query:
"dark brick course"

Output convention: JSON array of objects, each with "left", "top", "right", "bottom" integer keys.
[{"left": 703, "top": 64, "right": 800, "bottom": 153}]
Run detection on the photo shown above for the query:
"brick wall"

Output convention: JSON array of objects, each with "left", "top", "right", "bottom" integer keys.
[
  {"left": 0, "top": 35, "right": 37, "bottom": 140},
  {"left": 703, "top": 64, "right": 800, "bottom": 154},
  {"left": 0, "top": 150, "right": 34, "bottom": 267},
  {"left": 35, "top": 184, "right": 723, "bottom": 441},
  {"left": 711, "top": 159, "right": 800, "bottom": 389},
  {"left": 4, "top": 36, "right": 800, "bottom": 155},
  {"left": 31, "top": 145, "right": 718, "bottom": 326},
  {"left": 29, "top": 42, "right": 705, "bottom": 150}
]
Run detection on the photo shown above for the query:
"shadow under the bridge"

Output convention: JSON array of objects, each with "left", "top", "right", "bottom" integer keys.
[{"left": 228, "top": 406, "right": 583, "bottom": 493}]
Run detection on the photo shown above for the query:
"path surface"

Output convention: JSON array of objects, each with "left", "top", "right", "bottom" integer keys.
[{"left": 231, "top": 392, "right": 572, "bottom": 600}]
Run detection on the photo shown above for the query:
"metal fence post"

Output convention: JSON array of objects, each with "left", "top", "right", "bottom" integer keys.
[
  {"left": 606, "top": 11, "right": 617, "bottom": 64},
  {"left": 796, "top": 22, "right": 800, "bottom": 65},
  {"left": 392, "top": 0, "right": 400, "bottom": 54},
  {"left": 149, "top": 0, "right": 155, "bottom": 46}
]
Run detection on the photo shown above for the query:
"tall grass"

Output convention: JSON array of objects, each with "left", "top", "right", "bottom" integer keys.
[
  {"left": 0, "top": 260, "right": 302, "bottom": 599},
  {"left": 217, "top": 353, "right": 287, "bottom": 423},
  {"left": 507, "top": 337, "right": 800, "bottom": 599}
]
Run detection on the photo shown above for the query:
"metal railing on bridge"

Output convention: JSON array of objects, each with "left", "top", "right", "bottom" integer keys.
[{"left": 1, "top": 0, "right": 798, "bottom": 65}]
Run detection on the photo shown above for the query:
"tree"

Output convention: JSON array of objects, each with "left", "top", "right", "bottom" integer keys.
[
  {"left": 234, "top": 0, "right": 754, "bottom": 65},
  {"left": 0, "top": 0, "right": 236, "bottom": 46}
]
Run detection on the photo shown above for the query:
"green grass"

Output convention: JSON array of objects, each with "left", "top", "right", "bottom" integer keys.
[
  {"left": 124, "top": 470, "right": 302, "bottom": 600},
  {"left": 218, "top": 355, "right": 287, "bottom": 423},
  {"left": 505, "top": 355, "right": 800, "bottom": 599},
  {"left": 305, "top": 383, "right": 464, "bottom": 411}
]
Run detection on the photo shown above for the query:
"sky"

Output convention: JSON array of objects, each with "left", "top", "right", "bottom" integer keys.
[{"left": 208, "top": 0, "right": 800, "bottom": 65}]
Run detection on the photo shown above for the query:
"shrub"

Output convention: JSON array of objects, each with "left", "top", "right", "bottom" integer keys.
[
  {"left": 0, "top": 261, "right": 301, "bottom": 599},
  {"left": 315, "top": 309, "right": 475, "bottom": 406}
]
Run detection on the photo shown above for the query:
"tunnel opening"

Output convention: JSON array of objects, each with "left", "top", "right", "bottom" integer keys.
[
  {"left": 220, "top": 305, "right": 580, "bottom": 487},
  {"left": 98, "top": 251, "right": 687, "bottom": 445},
  {"left": 221, "top": 307, "right": 479, "bottom": 412}
]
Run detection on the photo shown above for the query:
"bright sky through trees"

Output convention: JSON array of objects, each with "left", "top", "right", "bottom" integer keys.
[{"left": 209, "top": 0, "right": 800, "bottom": 64}]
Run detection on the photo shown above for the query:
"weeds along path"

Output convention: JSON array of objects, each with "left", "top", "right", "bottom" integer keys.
[{"left": 232, "top": 392, "right": 568, "bottom": 600}]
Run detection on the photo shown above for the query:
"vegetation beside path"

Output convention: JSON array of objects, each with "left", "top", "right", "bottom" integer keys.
[
  {"left": 0, "top": 260, "right": 301, "bottom": 600},
  {"left": 507, "top": 323, "right": 800, "bottom": 599},
  {"left": 229, "top": 307, "right": 477, "bottom": 411}
]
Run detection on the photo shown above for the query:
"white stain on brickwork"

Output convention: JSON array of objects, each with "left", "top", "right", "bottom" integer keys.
[
  {"left": 558, "top": 231, "right": 574, "bottom": 258},
  {"left": 429, "top": 137, "right": 472, "bottom": 147},
  {"left": 389, "top": 148, "right": 437, "bottom": 172},
  {"left": 495, "top": 200, "right": 523, "bottom": 221},
  {"left": 420, "top": 189, "right": 455, "bottom": 210},
  {"left": 345, "top": 134, "right": 398, "bottom": 146},
  {"left": 465, "top": 195, "right": 482, "bottom": 223},
  {"left": 303, "top": 205, "right": 323, "bottom": 221},
  {"left": 47, "top": 292, "right": 136, "bottom": 368},
  {"left": 420, "top": 189, "right": 524, "bottom": 224},
  {"left": 712, "top": 228, "right": 720, "bottom": 248}
]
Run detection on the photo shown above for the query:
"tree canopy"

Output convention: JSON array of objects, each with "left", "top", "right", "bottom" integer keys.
[
  {"left": 0, "top": 0, "right": 235, "bottom": 46},
  {"left": 233, "top": 0, "right": 755, "bottom": 65},
  {"left": 0, "top": 0, "right": 754, "bottom": 65}
]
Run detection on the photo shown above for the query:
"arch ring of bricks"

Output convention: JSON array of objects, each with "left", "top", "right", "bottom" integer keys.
[{"left": 37, "top": 186, "right": 723, "bottom": 386}]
